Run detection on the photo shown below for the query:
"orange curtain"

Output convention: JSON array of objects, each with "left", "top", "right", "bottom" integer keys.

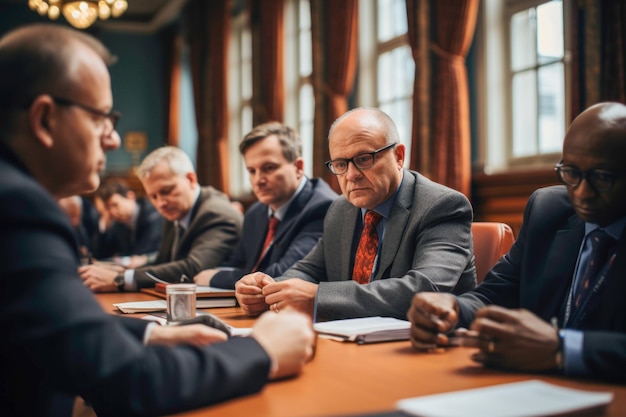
[
  {"left": 250, "top": 0, "right": 285, "bottom": 124},
  {"left": 183, "top": 0, "right": 230, "bottom": 192},
  {"left": 430, "top": 0, "right": 478, "bottom": 198},
  {"left": 310, "top": 0, "right": 358, "bottom": 192},
  {"left": 406, "top": 0, "right": 431, "bottom": 176},
  {"left": 165, "top": 32, "right": 182, "bottom": 147}
]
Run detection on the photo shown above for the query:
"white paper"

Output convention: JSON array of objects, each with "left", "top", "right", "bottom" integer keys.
[
  {"left": 396, "top": 380, "right": 613, "bottom": 417},
  {"left": 114, "top": 298, "right": 235, "bottom": 314},
  {"left": 313, "top": 316, "right": 410, "bottom": 343}
]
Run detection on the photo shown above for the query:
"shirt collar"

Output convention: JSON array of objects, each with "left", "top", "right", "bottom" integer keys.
[
  {"left": 268, "top": 177, "right": 307, "bottom": 221},
  {"left": 585, "top": 216, "right": 626, "bottom": 241},
  {"left": 178, "top": 186, "right": 201, "bottom": 229}
]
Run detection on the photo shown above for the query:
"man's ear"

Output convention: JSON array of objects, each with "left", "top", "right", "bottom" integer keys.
[
  {"left": 394, "top": 143, "right": 406, "bottom": 170},
  {"left": 294, "top": 157, "right": 305, "bottom": 178},
  {"left": 186, "top": 171, "right": 198, "bottom": 188},
  {"left": 28, "top": 96, "right": 55, "bottom": 148},
  {"left": 127, "top": 190, "right": 136, "bottom": 201}
]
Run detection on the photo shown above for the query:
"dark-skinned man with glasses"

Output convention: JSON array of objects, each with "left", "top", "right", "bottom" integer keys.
[
  {"left": 236, "top": 107, "right": 476, "bottom": 321},
  {"left": 407, "top": 102, "right": 626, "bottom": 383}
]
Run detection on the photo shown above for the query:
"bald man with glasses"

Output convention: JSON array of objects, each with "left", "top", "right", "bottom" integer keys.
[
  {"left": 408, "top": 102, "right": 626, "bottom": 383},
  {"left": 236, "top": 107, "right": 476, "bottom": 321}
]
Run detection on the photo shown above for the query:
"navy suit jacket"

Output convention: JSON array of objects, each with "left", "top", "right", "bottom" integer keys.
[
  {"left": 94, "top": 198, "right": 163, "bottom": 258},
  {"left": 0, "top": 144, "right": 270, "bottom": 417},
  {"left": 211, "top": 178, "right": 338, "bottom": 289},
  {"left": 458, "top": 186, "right": 626, "bottom": 382}
]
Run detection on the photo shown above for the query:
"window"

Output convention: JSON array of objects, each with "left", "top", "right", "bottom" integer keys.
[
  {"left": 228, "top": 8, "right": 253, "bottom": 197},
  {"left": 477, "top": 0, "right": 570, "bottom": 172},
  {"left": 284, "top": 0, "right": 314, "bottom": 177},
  {"left": 359, "top": 0, "right": 414, "bottom": 166}
]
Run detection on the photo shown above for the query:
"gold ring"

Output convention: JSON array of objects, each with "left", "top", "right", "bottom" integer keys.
[
  {"left": 273, "top": 303, "right": 279, "bottom": 313},
  {"left": 487, "top": 340, "right": 496, "bottom": 354}
]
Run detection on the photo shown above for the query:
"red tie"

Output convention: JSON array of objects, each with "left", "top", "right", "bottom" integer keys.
[
  {"left": 253, "top": 216, "right": 280, "bottom": 271},
  {"left": 352, "top": 210, "right": 382, "bottom": 284}
]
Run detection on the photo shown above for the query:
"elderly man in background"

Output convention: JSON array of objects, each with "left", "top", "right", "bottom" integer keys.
[
  {"left": 237, "top": 108, "right": 476, "bottom": 321},
  {"left": 80, "top": 146, "right": 243, "bottom": 292}
]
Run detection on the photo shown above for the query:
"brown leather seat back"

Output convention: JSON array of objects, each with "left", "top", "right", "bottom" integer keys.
[{"left": 471, "top": 222, "right": 515, "bottom": 283}]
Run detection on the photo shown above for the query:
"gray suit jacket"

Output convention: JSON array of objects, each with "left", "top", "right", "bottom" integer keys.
[
  {"left": 278, "top": 170, "right": 476, "bottom": 320},
  {"left": 135, "top": 186, "right": 243, "bottom": 288}
]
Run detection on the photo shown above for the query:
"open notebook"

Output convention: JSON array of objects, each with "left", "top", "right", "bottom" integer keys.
[{"left": 313, "top": 316, "right": 410, "bottom": 344}]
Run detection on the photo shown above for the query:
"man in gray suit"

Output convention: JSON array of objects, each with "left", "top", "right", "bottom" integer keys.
[
  {"left": 236, "top": 108, "right": 476, "bottom": 320},
  {"left": 80, "top": 146, "right": 243, "bottom": 291}
]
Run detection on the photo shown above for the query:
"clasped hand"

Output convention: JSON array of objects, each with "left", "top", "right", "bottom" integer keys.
[
  {"left": 235, "top": 272, "right": 317, "bottom": 317},
  {"left": 407, "top": 293, "right": 560, "bottom": 371}
]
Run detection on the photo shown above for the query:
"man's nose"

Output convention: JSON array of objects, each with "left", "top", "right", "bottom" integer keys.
[
  {"left": 345, "top": 161, "right": 362, "bottom": 181},
  {"left": 103, "top": 130, "right": 121, "bottom": 151}
]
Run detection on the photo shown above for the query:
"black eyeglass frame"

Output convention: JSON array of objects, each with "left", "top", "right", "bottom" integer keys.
[
  {"left": 51, "top": 96, "right": 121, "bottom": 135},
  {"left": 325, "top": 142, "right": 397, "bottom": 175},
  {"left": 554, "top": 160, "right": 619, "bottom": 192}
]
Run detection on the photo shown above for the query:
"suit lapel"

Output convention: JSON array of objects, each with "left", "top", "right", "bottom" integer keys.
[
  {"left": 375, "top": 172, "right": 414, "bottom": 280},
  {"left": 273, "top": 179, "right": 313, "bottom": 246},
  {"left": 341, "top": 204, "right": 360, "bottom": 281}
]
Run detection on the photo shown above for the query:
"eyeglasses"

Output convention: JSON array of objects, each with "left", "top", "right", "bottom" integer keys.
[
  {"left": 555, "top": 161, "right": 619, "bottom": 192},
  {"left": 325, "top": 143, "right": 397, "bottom": 175},
  {"left": 52, "top": 96, "right": 120, "bottom": 138}
]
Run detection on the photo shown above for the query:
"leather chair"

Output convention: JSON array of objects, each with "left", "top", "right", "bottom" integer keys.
[{"left": 471, "top": 222, "right": 515, "bottom": 284}]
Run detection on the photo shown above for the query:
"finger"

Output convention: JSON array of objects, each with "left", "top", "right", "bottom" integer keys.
[
  {"left": 237, "top": 284, "right": 263, "bottom": 295},
  {"left": 470, "top": 316, "right": 514, "bottom": 340},
  {"left": 474, "top": 305, "right": 519, "bottom": 323},
  {"left": 262, "top": 282, "right": 282, "bottom": 297}
]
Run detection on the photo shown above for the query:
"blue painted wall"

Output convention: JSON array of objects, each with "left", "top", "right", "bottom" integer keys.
[{"left": 0, "top": 3, "right": 166, "bottom": 175}]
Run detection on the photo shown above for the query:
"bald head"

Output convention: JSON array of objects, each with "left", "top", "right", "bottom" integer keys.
[{"left": 561, "top": 102, "right": 626, "bottom": 226}]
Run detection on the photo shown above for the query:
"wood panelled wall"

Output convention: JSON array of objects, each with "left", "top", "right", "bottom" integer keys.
[{"left": 471, "top": 168, "right": 560, "bottom": 236}]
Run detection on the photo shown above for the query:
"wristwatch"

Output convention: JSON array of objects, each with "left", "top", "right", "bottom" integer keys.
[{"left": 114, "top": 273, "right": 125, "bottom": 292}]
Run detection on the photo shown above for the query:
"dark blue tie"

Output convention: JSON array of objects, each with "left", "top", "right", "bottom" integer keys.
[{"left": 572, "top": 229, "right": 615, "bottom": 313}]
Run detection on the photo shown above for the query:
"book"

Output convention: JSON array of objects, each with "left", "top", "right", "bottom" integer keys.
[
  {"left": 142, "top": 285, "right": 235, "bottom": 299},
  {"left": 114, "top": 297, "right": 236, "bottom": 313},
  {"left": 396, "top": 380, "right": 613, "bottom": 417},
  {"left": 313, "top": 316, "right": 411, "bottom": 344}
]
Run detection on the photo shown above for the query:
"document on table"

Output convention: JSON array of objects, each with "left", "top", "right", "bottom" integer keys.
[
  {"left": 313, "top": 316, "right": 410, "bottom": 344},
  {"left": 114, "top": 297, "right": 236, "bottom": 313},
  {"left": 396, "top": 380, "right": 613, "bottom": 417}
]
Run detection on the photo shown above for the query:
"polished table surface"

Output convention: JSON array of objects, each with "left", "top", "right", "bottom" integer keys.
[{"left": 97, "top": 293, "right": 626, "bottom": 417}]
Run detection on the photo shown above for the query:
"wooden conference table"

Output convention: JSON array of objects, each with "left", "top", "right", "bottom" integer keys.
[{"left": 96, "top": 292, "right": 626, "bottom": 417}]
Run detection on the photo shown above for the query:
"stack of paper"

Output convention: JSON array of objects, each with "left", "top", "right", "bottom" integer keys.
[
  {"left": 396, "top": 380, "right": 613, "bottom": 417},
  {"left": 313, "top": 316, "right": 411, "bottom": 344},
  {"left": 114, "top": 297, "right": 236, "bottom": 313}
]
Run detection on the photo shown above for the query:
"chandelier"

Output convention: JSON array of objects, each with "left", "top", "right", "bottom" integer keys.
[{"left": 28, "top": 0, "right": 129, "bottom": 29}]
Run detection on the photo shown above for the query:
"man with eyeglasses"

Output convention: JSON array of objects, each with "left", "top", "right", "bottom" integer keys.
[
  {"left": 407, "top": 102, "right": 626, "bottom": 383},
  {"left": 236, "top": 107, "right": 476, "bottom": 320},
  {"left": 0, "top": 24, "right": 314, "bottom": 417}
]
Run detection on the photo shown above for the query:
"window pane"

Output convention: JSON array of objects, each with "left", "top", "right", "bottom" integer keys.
[
  {"left": 377, "top": 46, "right": 414, "bottom": 103},
  {"left": 536, "top": 1, "right": 563, "bottom": 65},
  {"left": 512, "top": 70, "right": 537, "bottom": 157},
  {"left": 538, "top": 62, "right": 565, "bottom": 154},
  {"left": 298, "top": 0, "right": 312, "bottom": 76},
  {"left": 377, "top": 0, "right": 408, "bottom": 42},
  {"left": 299, "top": 84, "right": 314, "bottom": 177},
  {"left": 510, "top": 8, "right": 537, "bottom": 71}
]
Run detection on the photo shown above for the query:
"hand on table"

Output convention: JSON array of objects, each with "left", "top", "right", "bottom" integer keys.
[
  {"left": 262, "top": 278, "right": 317, "bottom": 318},
  {"left": 78, "top": 264, "right": 118, "bottom": 293},
  {"left": 469, "top": 305, "right": 560, "bottom": 371},
  {"left": 251, "top": 308, "right": 315, "bottom": 380},
  {"left": 236, "top": 272, "right": 275, "bottom": 317},
  {"left": 407, "top": 292, "right": 459, "bottom": 349}
]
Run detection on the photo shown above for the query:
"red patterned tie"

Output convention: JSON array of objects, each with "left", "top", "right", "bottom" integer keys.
[
  {"left": 253, "top": 215, "right": 280, "bottom": 271},
  {"left": 352, "top": 210, "right": 383, "bottom": 284}
]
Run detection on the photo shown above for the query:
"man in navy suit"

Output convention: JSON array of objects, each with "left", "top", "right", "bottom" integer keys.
[
  {"left": 92, "top": 179, "right": 163, "bottom": 265},
  {"left": 0, "top": 23, "right": 314, "bottom": 417},
  {"left": 408, "top": 102, "right": 626, "bottom": 383},
  {"left": 194, "top": 121, "right": 337, "bottom": 289}
]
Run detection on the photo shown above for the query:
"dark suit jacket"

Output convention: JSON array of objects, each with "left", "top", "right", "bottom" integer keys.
[
  {"left": 94, "top": 198, "right": 163, "bottom": 258},
  {"left": 134, "top": 186, "right": 243, "bottom": 288},
  {"left": 457, "top": 185, "right": 626, "bottom": 382},
  {"left": 279, "top": 170, "right": 476, "bottom": 320},
  {"left": 0, "top": 145, "right": 270, "bottom": 417},
  {"left": 211, "top": 178, "right": 338, "bottom": 289}
]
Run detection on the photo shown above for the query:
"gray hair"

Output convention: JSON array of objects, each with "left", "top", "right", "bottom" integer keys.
[{"left": 137, "top": 146, "right": 195, "bottom": 179}]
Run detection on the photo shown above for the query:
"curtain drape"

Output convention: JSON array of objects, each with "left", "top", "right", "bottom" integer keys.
[
  {"left": 165, "top": 31, "right": 182, "bottom": 147},
  {"left": 429, "top": 0, "right": 478, "bottom": 198},
  {"left": 183, "top": 0, "right": 230, "bottom": 192},
  {"left": 250, "top": 0, "right": 285, "bottom": 124},
  {"left": 310, "top": 0, "right": 359, "bottom": 192},
  {"left": 571, "top": 0, "right": 626, "bottom": 117}
]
